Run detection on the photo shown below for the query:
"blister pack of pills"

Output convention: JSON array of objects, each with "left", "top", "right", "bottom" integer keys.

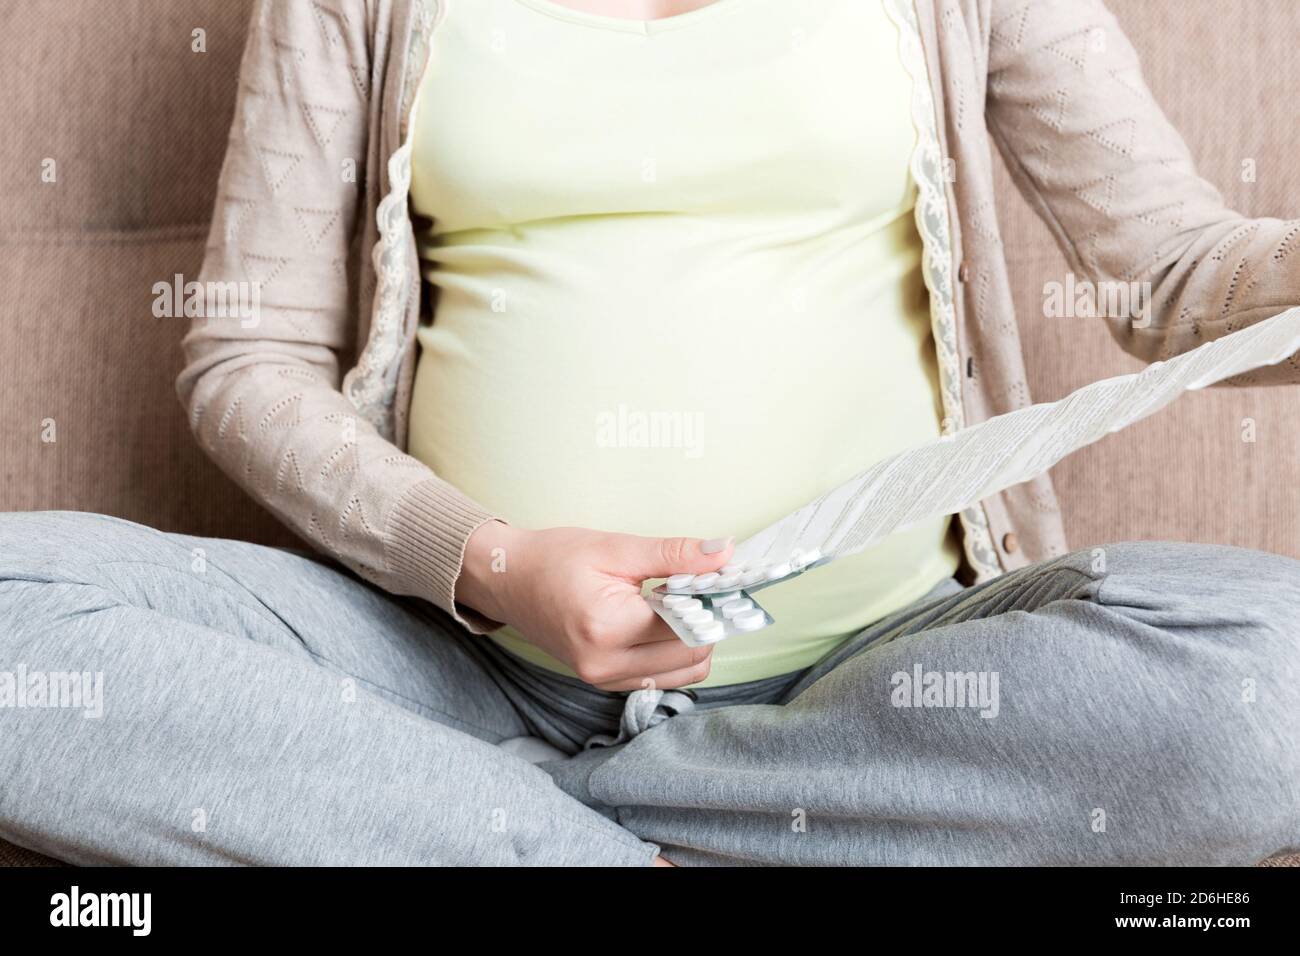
[
  {"left": 659, "top": 548, "right": 829, "bottom": 597},
  {"left": 646, "top": 587, "right": 775, "bottom": 647}
]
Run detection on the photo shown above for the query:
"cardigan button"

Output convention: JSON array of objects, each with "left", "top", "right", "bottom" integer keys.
[
  {"left": 958, "top": 261, "right": 971, "bottom": 283},
  {"left": 1001, "top": 532, "right": 1020, "bottom": 554}
]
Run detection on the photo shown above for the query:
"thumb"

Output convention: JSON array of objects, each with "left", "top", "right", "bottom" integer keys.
[{"left": 615, "top": 533, "right": 735, "bottom": 579}]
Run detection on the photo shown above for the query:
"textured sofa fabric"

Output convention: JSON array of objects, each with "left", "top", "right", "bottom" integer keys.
[
  {"left": 0, "top": 0, "right": 288, "bottom": 547},
  {"left": 0, "top": 0, "right": 1295, "bottom": 866}
]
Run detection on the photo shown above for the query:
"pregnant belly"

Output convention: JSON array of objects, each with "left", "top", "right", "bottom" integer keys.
[
  {"left": 405, "top": 275, "right": 959, "bottom": 683},
  {"left": 408, "top": 320, "right": 958, "bottom": 676},
  {"left": 408, "top": 307, "right": 937, "bottom": 540}
]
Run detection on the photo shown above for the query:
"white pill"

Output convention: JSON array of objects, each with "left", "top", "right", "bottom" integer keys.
[
  {"left": 691, "top": 620, "right": 726, "bottom": 644},
  {"left": 720, "top": 598, "right": 754, "bottom": 619},
  {"left": 740, "top": 567, "right": 767, "bottom": 587},
  {"left": 666, "top": 573, "right": 696, "bottom": 591},
  {"left": 716, "top": 572, "right": 742, "bottom": 590},
  {"left": 764, "top": 562, "right": 792, "bottom": 581},
  {"left": 692, "top": 572, "right": 719, "bottom": 590},
  {"left": 711, "top": 591, "right": 741, "bottom": 606},
  {"left": 671, "top": 598, "right": 703, "bottom": 618},
  {"left": 734, "top": 609, "right": 766, "bottom": 631},
  {"left": 682, "top": 609, "right": 714, "bottom": 628},
  {"left": 662, "top": 593, "right": 692, "bottom": 609}
]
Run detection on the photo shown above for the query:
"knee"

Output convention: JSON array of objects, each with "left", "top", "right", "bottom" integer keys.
[
  {"left": 1079, "top": 542, "right": 1300, "bottom": 854},
  {"left": 1083, "top": 541, "right": 1300, "bottom": 710},
  {"left": 0, "top": 512, "right": 178, "bottom": 637},
  {"left": 1075, "top": 540, "right": 1300, "bottom": 645},
  {"left": 1067, "top": 538, "right": 1300, "bottom": 585},
  {"left": 0, "top": 511, "right": 171, "bottom": 577}
]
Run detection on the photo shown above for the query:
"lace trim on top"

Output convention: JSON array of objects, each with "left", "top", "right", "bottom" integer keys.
[
  {"left": 883, "top": 0, "right": 1002, "bottom": 582},
  {"left": 342, "top": 0, "right": 440, "bottom": 439}
]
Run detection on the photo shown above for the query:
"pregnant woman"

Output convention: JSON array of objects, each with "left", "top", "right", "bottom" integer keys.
[{"left": 1, "top": 0, "right": 1297, "bottom": 865}]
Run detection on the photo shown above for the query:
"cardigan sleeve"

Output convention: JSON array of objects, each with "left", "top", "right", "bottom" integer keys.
[
  {"left": 985, "top": 0, "right": 1300, "bottom": 385},
  {"left": 176, "top": 0, "right": 502, "bottom": 632}
]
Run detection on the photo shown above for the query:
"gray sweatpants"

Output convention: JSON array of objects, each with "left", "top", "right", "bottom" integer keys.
[{"left": 0, "top": 511, "right": 1296, "bottom": 865}]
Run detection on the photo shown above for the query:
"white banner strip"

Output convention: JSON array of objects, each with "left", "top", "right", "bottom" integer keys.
[{"left": 698, "top": 306, "right": 1300, "bottom": 593}]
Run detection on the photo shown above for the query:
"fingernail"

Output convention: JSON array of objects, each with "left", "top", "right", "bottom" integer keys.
[{"left": 700, "top": 536, "right": 732, "bottom": 554}]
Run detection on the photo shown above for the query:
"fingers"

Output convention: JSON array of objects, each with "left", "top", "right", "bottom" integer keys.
[
  {"left": 581, "top": 592, "right": 713, "bottom": 684},
  {"left": 619, "top": 630, "right": 714, "bottom": 676},
  {"left": 592, "top": 649, "right": 715, "bottom": 692},
  {"left": 576, "top": 620, "right": 713, "bottom": 686},
  {"left": 612, "top": 532, "right": 735, "bottom": 579},
  {"left": 550, "top": 528, "right": 732, "bottom": 690},
  {"left": 586, "top": 569, "right": 719, "bottom": 685},
  {"left": 614, "top": 588, "right": 691, "bottom": 645}
]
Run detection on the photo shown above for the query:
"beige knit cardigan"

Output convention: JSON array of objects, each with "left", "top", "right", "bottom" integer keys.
[{"left": 178, "top": 0, "right": 1300, "bottom": 631}]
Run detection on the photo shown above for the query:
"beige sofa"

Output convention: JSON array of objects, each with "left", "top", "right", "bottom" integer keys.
[{"left": 0, "top": 0, "right": 1296, "bottom": 867}]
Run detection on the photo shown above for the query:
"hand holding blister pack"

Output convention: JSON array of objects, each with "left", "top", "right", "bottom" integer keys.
[
  {"left": 645, "top": 550, "right": 825, "bottom": 645},
  {"left": 647, "top": 305, "right": 1300, "bottom": 646}
]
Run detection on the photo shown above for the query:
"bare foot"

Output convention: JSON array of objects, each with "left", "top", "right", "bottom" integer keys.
[{"left": 653, "top": 855, "right": 677, "bottom": 867}]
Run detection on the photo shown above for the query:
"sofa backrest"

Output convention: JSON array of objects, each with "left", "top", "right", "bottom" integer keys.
[{"left": 0, "top": 0, "right": 291, "bottom": 546}]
